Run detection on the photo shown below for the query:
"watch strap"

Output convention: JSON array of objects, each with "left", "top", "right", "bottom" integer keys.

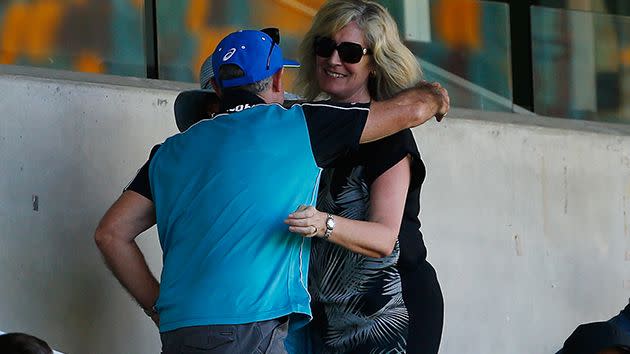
[{"left": 323, "top": 213, "right": 334, "bottom": 240}]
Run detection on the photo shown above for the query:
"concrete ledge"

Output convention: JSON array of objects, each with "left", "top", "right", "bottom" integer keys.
[
  {"left": 453, "top": 107, "right": 630, "bottom": 137},
  {"left": 0, "top": 63, "right": 196, "bottom": 92},
  {"left": 1, "top": 68, "right": 628, "bottom": 354}
]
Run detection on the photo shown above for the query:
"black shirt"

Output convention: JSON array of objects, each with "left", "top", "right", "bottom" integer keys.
[{"left": 127, "top": 91, "right": 371, "bottom": 200}]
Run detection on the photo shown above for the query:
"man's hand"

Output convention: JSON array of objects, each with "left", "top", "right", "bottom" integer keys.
[
  {"left": 415, "top": 81, "right": 449, "bottom": 122},
  {"left": 392, "top": 81, "right": 449, "bottom": 125}
]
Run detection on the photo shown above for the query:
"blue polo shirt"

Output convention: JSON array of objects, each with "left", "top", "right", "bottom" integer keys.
[{"left": 127, "top": 91, "right": 369, "bottom": 332}]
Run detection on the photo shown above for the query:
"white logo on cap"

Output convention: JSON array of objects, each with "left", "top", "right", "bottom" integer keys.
[{"left": 223, "top": 48, "right": 236, "bottom": 61}]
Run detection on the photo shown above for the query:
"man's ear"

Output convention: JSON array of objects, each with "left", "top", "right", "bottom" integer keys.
[
  {"left": 210, "top": 78, "right": 222, "bottom": 97},
  {"left": 271, "top": 68, "right": 284, "bottom": 93}
]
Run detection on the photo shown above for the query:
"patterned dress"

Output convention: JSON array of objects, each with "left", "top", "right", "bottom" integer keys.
[{"left": 308, "top": 129, "right": 442, "bottom": 354}]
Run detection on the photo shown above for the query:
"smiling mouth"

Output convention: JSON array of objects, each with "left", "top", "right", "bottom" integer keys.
[{"left": 324, "top": 69, "right": 346, "bottom": 78}]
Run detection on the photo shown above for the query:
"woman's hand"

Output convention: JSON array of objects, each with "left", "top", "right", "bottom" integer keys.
[{"left": 284, "top": 205, "right": 327, "bottom": 238}]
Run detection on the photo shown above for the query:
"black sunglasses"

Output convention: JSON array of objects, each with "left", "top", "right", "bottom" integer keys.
[
  {"left": 314, "top": 36, "right": 372, "bottom": 64},
  {"left": 261, "top": 27, "right": 280, "bottom": 70}
]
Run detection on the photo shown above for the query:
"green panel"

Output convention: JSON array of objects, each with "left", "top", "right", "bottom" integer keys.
[
  {"left": 0, "top": 0, "right": 145, "bottom": 77},
  {"left": 532, "top": 6, "right": 630, "bottom": 123}
]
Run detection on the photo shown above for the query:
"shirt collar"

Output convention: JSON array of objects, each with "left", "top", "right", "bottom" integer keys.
[{"left": 220, "top": 90, "right": 266, "bottom": 113}]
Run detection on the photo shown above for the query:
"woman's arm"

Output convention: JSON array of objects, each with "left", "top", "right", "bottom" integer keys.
[{"left": 285, "top": 156, "right": 411, "bottom": 258}]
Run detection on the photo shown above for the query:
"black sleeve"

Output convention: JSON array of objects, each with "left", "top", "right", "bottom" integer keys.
[
  {"left": 124, "top": 144, "right": 161, "bottom": 201},
  {"left": 301, "top": 101, "right": 370, "bottom": 168},
  {"left": 362, "top": 129, "right": 425, "bottom": 189},
  {"left": 175, "top": 90, "right": 220, "bottom": 132}
]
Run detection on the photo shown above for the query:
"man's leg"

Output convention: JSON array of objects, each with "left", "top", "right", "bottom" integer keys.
[
  {"left": 160, "top": 317, "right": 288, "bottom": 354},
  {"left": 258, "top": 317, "right": 289, "bottom": 354}
]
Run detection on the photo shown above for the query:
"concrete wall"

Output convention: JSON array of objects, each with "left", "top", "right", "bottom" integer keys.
[
  {"left": 0, "top": 67, "right": 628, "bottom": 353},
  {"left": 0, "top": 67, "right": 182, "bottom": 354},
  {"left": 418, "top": 112, "right": 630, "bottom": 353}
]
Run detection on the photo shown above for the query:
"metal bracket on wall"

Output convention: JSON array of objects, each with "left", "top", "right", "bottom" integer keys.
[
  {"left": 487, "top": 0, "right": 538, "bottom": 113},
  {"left": 144, "top": 0, "right": 159, "bottom": 79}
]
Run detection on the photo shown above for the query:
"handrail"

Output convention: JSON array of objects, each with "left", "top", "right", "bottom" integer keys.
[{"left": 419, "top": 58, "right": 535, "bottom": 115}]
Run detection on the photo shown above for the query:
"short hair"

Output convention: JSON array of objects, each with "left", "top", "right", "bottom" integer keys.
[
  {"left": 295, "top": 0, "right": 422, "bottom": 101},
  {"left": 217, "top": 64, "right": 272, "bottom": 94},
  {"left": 0, "top": 333, "right": 53, "bottom": 354}
]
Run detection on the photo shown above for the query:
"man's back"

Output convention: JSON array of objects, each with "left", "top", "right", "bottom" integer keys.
[{"left": 150, "top": 104, "right": 320, "bottom": 332}]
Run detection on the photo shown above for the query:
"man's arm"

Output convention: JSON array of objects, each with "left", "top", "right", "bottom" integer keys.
[
  {"left": 360, "top": 82, "right": 449, "bottom": 143},
  {"left": 94, "top": 190, "right": 159, "bottom": 324}
]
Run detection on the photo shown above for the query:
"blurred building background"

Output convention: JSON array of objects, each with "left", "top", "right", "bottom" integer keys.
[
  {"left": 3, "top": 0, "right": 630, "bottom": 122},
  {"left": 0, "top": 0, "right": 630, "bottom": 122},
  {"left": 2, "top": 2, "right": 630, "bottom": 353}
]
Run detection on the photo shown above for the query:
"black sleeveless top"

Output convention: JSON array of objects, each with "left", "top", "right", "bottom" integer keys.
[{"left": 309, "top": 129, "right": 427, "bottom": 353}]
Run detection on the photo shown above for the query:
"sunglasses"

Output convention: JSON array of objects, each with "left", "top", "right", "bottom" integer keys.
[
  {"left": 261, "top": 27, "right": 280, "bottom": 70},
  {"left": 314, "top": 36, "right": 372, "bottom": 64}
]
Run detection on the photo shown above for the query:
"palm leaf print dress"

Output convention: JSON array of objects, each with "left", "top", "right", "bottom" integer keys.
[{"left": 308, "top": 129, "right": 443, "bottom": 354}]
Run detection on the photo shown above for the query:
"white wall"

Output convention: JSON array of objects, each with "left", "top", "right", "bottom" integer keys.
[
  {"left": 0, "top": 67, "right": 628, "bottom": 353},
  {"left": 418, "top": 112, "right": 630, "bottom": 353},
  {"left": 0, "top": 67, "right": 182, "bottom": 354}
]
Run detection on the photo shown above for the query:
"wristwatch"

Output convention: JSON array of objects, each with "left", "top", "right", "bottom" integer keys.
[{"left": 323, "top": 213, "right": 335, "bottom": 240}]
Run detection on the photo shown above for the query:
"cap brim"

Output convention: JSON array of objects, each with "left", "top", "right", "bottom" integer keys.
[
  {"left": 174, "top": 89, "right": 221, "bottom": 132},
  {"left": 283, "top": 59, "right": 300, "bottom": 68}
]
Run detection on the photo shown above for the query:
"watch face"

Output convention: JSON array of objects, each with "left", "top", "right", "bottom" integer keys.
[{"left": 326, "top": 217, "right": 335, "bottom": 229}]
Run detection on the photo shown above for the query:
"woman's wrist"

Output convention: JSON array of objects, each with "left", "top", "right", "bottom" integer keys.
[{"left": 320, "top": 213, "right": 335, "bottom": 240}]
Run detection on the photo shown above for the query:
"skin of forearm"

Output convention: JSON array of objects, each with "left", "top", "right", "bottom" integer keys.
[
  {"left": 327, "top": 216, "right": 398, "bottom": 258},
  {"left": 287, "top": 159, "right": 410, "bottom": 258},
  {"left": 326, "top": 158, "right": 409, "bottom": 258},
  {"left": 361, "top": 97, "right": 438, "bottom": 143},
  {"left": 95, "top": 229, "right": 159, "bottom": 310}
]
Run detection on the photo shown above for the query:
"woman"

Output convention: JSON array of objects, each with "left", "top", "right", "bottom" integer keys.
[{"left": 285, "top": 1, "right": 444, "bottom": 353}]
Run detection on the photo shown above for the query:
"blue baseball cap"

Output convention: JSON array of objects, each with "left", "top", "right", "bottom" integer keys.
[
  {"left": 211, "top": 29, "right": 299, "bottom": 88},
  {"left": 173, "top": 29, "right": 299, "bottom": 132}
]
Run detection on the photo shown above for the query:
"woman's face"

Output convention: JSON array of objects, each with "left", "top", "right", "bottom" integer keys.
[{"left": 315, "top": 21, "right": 373, "bottom": 103}]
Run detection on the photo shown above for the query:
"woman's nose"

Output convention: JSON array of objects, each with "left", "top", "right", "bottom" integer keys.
[{"left": 327, "top": 49, "right": 342, "bottom": 65}]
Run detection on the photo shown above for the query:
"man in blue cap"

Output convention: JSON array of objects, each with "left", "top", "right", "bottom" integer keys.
[{"left": 95, "top": 29, "right": 448, "bottom": 353}]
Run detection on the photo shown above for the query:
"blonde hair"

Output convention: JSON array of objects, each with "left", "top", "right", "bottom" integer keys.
[{"left": 296, "top": 0, "right": 422, "bottom": 101}]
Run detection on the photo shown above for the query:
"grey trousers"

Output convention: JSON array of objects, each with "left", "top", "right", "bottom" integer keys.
[{"left": 160, "top": 317, "right": 288, "bottom": 354}]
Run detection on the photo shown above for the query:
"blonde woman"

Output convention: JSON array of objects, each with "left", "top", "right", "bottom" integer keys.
[{"left": 285, "top": 0, "right": 444, "bottom": 352}]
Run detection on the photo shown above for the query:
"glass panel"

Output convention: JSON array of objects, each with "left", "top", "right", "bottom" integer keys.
[
  {"left": 0, "top": 0, "right": 146, "bottom": 77},
  {"left": 538, "top": 0, "right": 630, "bottom": 16},
  {"left": 157, "top": 0, "right": 514, "bottom": 113},
  {"left": 157, "top": 0, "right": 327, "bottom": 89},
  {"left": 399, "top": 0, "right": 513, "bottom": 111},
  {"left": 532, "top": 6, "right": 630, "bottom": 123}
]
